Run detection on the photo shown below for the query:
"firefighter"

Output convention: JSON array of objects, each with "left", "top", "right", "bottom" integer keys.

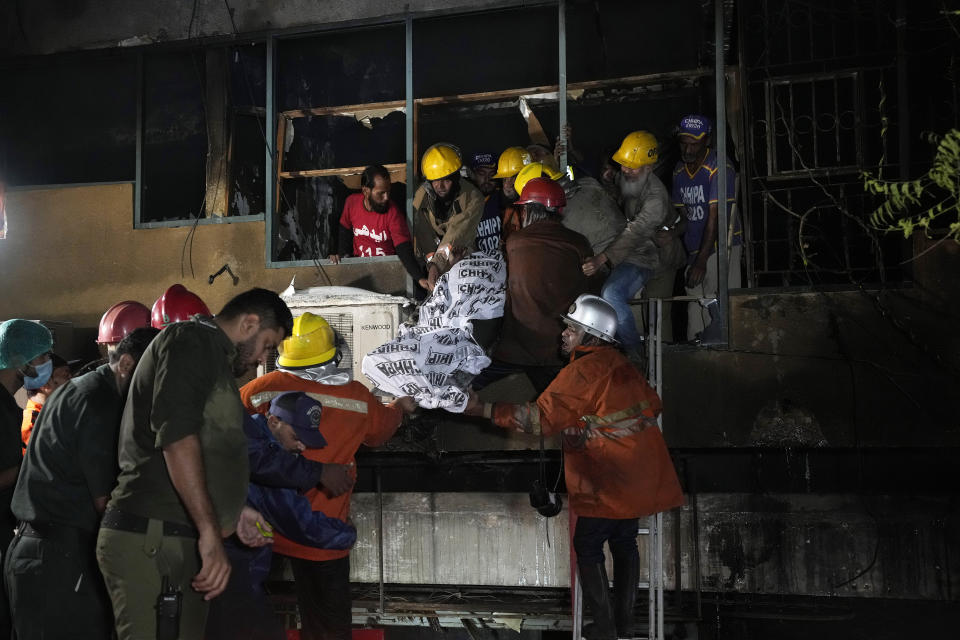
[
  {"left": 97, "top": 300, "right": 152, "bottom": 352},
  {"left": 240, "top": 312, "right": 417, "bottom": 640},
  {"left": 412, "top": 143, "right": 485, "bottom": 291},
  {"left": 465, "top": 295, "right": 684, "bottom": 640},
  {"left": 473, "top": 177, "right": 597, "bottom": 394},
  {"left": 488, "top": 145, "right": 533, "bottom": 242},
  {"left": 74, "top": 299, "right": 153, "bottom": 378},
  {"left": 514, "top": 161, "right": 626, "bottom": 256},
  {"left": 150, "top": 284, "right": 211, "bottom": 330},
  {"left": 582, "top": 131, "right": 674, "bottom": 358}
]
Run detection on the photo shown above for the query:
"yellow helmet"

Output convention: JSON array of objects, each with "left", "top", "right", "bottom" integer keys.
[
  {"left": 493, "top": 146, "right": 532, "bottom": 179},
  {"left": 612, "top": 131, "right": 659, "bottom": 169},
  {"left": 277, "top": 312, "right": 337, "bottom": 369},
  {"left": 421, "top": 143, "right": 462, "bottom": 181},
  {"left": 513, "top": 162, "right": 564, "bottom": 200}
]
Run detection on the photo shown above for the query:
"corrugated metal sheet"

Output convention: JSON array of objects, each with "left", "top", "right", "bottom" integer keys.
[{"left": 350, "top": 493, "right": 571, "bottom": 587}]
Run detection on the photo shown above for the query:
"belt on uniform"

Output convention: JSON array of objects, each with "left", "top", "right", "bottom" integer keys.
[
  {"left": 100, "top": 508, "right": 198, "bottom": 539},
  {"left": 18, "top": 521, "right": 94, "bottom": 547}
]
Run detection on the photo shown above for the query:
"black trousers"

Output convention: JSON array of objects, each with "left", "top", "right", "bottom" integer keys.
[
  {"left": 5, "top": 528, "right": 112, "bottom": 640},
  {"left": 206, "top": 541, "right": 285, "bottom": 640},
  {"left": 288, "top": 555, "right": 352, "bottom": 640},
  {"left": 572, "top": 516, "right": 640, "bottom": 565}
]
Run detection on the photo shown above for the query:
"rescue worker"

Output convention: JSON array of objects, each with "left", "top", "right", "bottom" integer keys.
[
  {"left": 469, "top": 151, "right": 506, "bottom": 253},
  {"left": 98, "top": 300, "right": 152, "bottom": 352},
  {"left": 0, "top": 319, "right": 52, "bottom": 640},
  {"left": 75, "top": 299, "right": 152, "bottom": 377},
  {"left": 467, "top": 151, "right": 498, "bottom": 197},
  {"left": 514, "top": 161, "right": 625, "bottom": 256},
  {"left": 489, "top": 146, "right": 532, "bottom": 242},
  {"left": 412, "top": 143, "right": 485, "bottom": 291},
  {"left": 240, "top": 312, "right": 417, "bottom": 640},
  {"left": 20, "top": 352, "right": 72, "bottom": 448},
  {"left": 582, "top": 131, "right": 673, "bottom": 359},
  {"left": 328, "top": 165, "right": 424, "bottom": 287},
  {"left": 151, "top": 283, "right": 211, "bottom": 329},
  {"left": 97, "top": 288, "right": 288, "bottom": 640},
  {"left": 473, "top": 178, "right": 597, "bottom": 393},
  {"left": 6, "top": 327, "right": 158, "bottom": 640},
  {"left": 207, "top": 391, "right": 357, "bottom": 640},
  {"left": 465, "top": 295, "right": 684, "bottom": 640}
]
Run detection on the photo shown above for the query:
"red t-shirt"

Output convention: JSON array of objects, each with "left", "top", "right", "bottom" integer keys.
[{"left": 339, "top": 193, "right": 412, "bottom": 258}]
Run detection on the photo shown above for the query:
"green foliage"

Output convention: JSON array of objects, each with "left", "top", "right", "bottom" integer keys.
[{"left": 862, "top": 129, "right": 960, "bottom": 240}]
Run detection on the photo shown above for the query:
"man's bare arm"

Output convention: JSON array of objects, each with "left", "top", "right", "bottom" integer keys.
[
  {"left": 688, "top": 203, "right": 719, "bottom": 287},
  {"left": 163, "top": 435, "right": 231, "bottom": 600}
]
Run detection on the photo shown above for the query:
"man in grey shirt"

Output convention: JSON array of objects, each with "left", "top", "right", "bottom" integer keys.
[{"left": 582, "top": 131, "right": 673, "bottom": 357}]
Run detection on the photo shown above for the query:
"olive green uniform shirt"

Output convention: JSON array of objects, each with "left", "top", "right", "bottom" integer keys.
[
  {"left": 108, "top": 318, "right": 248, "bottom": 532},
  {"left": 12, "top": 365, "right": 122, "bottom": 532}
]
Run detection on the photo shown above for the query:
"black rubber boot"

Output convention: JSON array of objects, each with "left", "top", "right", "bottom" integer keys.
[
  {"left": 578, "top": 562, "right": 616, "bottom": 640},
  {"left": 612, "top": 549, "right": 640, "bottom": 638}
]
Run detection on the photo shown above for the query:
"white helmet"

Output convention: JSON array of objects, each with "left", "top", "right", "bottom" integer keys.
[{"left": 563, "top": 294, "right": 618, "bottom": 343}]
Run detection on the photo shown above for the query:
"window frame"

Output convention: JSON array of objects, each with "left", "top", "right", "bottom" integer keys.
[{"left": 133, "top": 46, "right": 268, "bottom": 229}]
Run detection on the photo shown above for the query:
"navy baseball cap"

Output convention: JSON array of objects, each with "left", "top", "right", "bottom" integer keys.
[
  {"left": 678, "top": 115, "right": 712, "bottom": 140},
  {"left": 470, "top": 151, "right": 496, "bottom": 170},
  {"left": 268, "top": 391, "right": 328, "bottom": 449}
]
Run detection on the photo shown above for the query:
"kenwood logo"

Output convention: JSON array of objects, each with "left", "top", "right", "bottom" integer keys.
[{"left": 361, "top": 324, "right": 391, "bottom": 330}]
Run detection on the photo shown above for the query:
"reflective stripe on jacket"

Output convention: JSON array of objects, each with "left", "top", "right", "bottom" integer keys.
[{"left": 493, "top": 345, "right": 684, "bottom": 519}]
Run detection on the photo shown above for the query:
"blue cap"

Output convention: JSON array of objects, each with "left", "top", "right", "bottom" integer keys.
[
  {"left": 268, "top": 391, "right": 328, "bottom": 449},
  {"left": 469, "top": 151, "right": 496, "bottom": 169},
  {"left": 678, "top": 115, "right": 712, "bottom": 140}
]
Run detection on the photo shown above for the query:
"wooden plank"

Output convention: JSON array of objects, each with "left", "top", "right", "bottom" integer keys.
[
  {"left": 566, "top": 68, "right": 712, "bottom": 92},
  {"left": 274, "top": 116, "right": 286, "bottom": 215},
  {"left": 416, "top": 83, "right": 560, "bottom": 106},
  {"left": 275, "top": 69, "right": 714, "bottom": 122},
  {"left": 281, "top": 100, "right": 406, "bottom": 119},
  {"left": 278, "top": 163, "right": 406, "bottom": 179},
  {"left": 412, "top": 101, "right": 420, "bottom": 183},
  {"left": 204, "top": 49, "right": 229, "bottom": 217}
]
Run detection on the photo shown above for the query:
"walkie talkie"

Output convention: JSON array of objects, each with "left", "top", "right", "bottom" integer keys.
[{"left": 155, "top": 576, "right": 181, "bottom": 640}]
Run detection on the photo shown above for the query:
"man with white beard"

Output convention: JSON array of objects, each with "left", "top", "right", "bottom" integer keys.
[{"left": 581, "top": 131, "right": 673, "bottom": 361}]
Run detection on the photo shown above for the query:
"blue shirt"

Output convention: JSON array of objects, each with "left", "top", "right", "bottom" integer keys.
[
  {"left": 475, "top": 194, "right": 504, "bottom": 253},
  {"left": 671, "top": 149, "right": 742, "bottom": 264}
]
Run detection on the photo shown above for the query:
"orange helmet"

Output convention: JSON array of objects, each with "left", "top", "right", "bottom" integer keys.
[
  {"left": 97, "top": 301, "right": 151, "bottom": 344},
  {"left": 151, "top": 285, "right": 211, "bottom": 329}
]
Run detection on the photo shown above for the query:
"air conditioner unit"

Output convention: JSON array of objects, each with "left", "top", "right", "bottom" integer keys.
[{"left": 264, "top": 285, "right": 410, "bottom": 390}]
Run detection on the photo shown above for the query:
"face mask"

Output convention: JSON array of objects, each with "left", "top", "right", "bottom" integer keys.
[{"left": 23, "top": 359, "right": 53, "bottom": 389}]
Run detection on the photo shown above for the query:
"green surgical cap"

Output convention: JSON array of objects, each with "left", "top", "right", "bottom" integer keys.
[{"left": 0, "top": 320, "right": 53, "bottom": 370}]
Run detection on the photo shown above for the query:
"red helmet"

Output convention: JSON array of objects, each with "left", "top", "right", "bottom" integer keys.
[
  {"left": 97, "top": 301, "right": 151, "bottom": 344},
  {"left": 151, "top": 285, "right": 211, "bottom": 329},
  {"left": 516, "top": 177, "right": 567, "bottom": 211}
]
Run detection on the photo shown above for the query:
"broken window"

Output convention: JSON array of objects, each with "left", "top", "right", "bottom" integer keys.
[
  {"left": 272, "top": 24, "right": 406, "bottom": 263},
  {"left": 138, "top": 42, "right": 266, "bottom": 225}
]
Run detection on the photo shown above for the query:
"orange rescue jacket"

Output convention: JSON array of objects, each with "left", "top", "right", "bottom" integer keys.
[
  {"left": 21, "top": 398, "right": 42, "bottom": 450},
  {"left": 240, "top": 371, "right": 403, "bottom": 561},
  {"left": 493, "top": 345, "right": 684, "bottom": 519}
]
